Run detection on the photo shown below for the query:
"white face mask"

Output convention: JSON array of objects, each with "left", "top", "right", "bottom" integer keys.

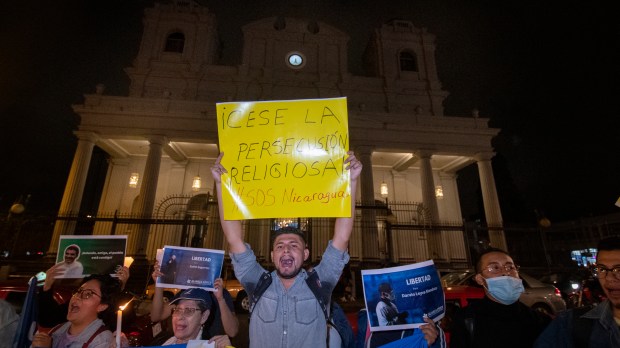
[{"left": 483, "top": 276, "right": 525, "bottom": 305}]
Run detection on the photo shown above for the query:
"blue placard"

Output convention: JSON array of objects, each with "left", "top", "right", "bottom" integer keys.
[
  {"left": 361, "top": 260, "right": 445, "bottom": 331},
  {"left": 157, "top": 245, "right": 225, "bottom": 290}
]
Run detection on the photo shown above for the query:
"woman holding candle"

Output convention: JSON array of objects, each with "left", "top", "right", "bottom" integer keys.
[{"left": 31, "top": 274, "right": 122, "bottom": 348}]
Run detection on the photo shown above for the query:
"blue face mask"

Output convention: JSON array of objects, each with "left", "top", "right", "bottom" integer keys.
[{"left": 484, "top": 276, "right": 524, "bottom": 305}]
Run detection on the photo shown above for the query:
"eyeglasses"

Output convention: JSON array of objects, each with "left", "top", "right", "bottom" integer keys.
[
  {"left": 72, "top": 288, "right": 101, "bottom": 300},
  {"left": 171, "top": 307, "right": 201, "bottom": 318},
  {"left": 483, "top": 263, "right": 520, "bottom": 274},
  {"left": 591, "top": 265, "right": 620, "bottom": 279}
]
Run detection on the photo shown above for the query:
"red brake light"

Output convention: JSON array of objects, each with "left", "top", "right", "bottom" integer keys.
[{"left": 554, "top": 287, "right": 562, "bottom": 297}]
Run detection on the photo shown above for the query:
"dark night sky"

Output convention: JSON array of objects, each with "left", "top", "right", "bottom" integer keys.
[{"left": 1, "top": 0, "right": 619, "bottom": 224}]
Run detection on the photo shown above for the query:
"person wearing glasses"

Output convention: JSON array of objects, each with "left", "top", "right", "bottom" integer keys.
[
  {"left": 150, "top": 262, "right": 239, "bottom": 341},
  {"left": 31, "top": 274, "right": 122, "bottom": 347},
  {"left": 534, "top": 236, "right": 620, "bottom": 347},
  {"left": 162, "top": 288, "right": 232, "bottom": 347},
  {"left": 449, "top": 248, "right": 550, "bottom": 348},
  {"left": 37, "top": 263, "right": 131, "bottom": 330}
]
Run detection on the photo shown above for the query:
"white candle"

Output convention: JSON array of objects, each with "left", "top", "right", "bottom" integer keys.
[{"left": 116, "top": 309, "right": 122, "bottom": 347}]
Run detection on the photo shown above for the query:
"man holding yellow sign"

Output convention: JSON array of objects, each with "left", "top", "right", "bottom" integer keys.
[
  {"left": 213, "top": 97, "right": 361, "bottom": 347},
  {"left": 211, "top": 150, "right": 361, "bottom": 348}
]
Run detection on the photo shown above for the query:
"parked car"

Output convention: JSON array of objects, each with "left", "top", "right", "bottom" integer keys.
[
  {"left": 223, "top": 277, "right": 249, "bottom": 313},
  {"left": 0, "top": 277, "right": 72, "bottom": 316},
  {"left": 538, "top": 269, "right": 605, "bottom": 308},
  {"left": 441, "top": 270, "right": 566, "bottom": 316}
]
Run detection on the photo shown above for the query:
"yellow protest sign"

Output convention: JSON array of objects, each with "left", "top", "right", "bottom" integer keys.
[{"left": 216, "top": 97, "right": 350, "bottom": 220}]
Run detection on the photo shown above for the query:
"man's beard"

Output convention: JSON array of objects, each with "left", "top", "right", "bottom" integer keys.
[{"left": 276, "top": 267, "right": 302, "bottom": 279}]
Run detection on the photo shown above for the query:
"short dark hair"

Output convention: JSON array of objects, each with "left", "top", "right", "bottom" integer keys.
[
  {"left": 378, "top": 282, "right": 392, "bottom": 293},
  {"left": 271, "top": 227, "right": 307, "bottom": 246},
  {"left": 66, "top": 245, "right": 80, "bottom": 256},
  {"left": 81, "top": 274, "right": 122, "bottom": 322},
  {"left": 475, "top": 247, "right": 511, "bottom": 273},
  {"left": 597, "top": 236, "right": 620, "bottom": 252}
]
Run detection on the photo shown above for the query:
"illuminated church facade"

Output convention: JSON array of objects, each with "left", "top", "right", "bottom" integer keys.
[{"left": 50, "top": 0, "right": 504, "bottom": 270}]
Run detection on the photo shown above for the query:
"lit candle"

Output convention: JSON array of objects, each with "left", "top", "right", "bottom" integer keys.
[
  {"left": 116, "top": 302, "right": 130, "bottom": 347},
  {"left": 116, "top": 309, "right": 122, "bottom": 347}
]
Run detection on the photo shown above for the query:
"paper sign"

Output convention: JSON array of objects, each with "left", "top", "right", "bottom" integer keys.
[
  {"left": 361, "top": 260, "right": 445, "bottom": 331},
  {"left": 187, "top": 340, "right": 215, "bottom": 348},
  {"left": 216, "top": 97, "right": 351, "bottom": 220},
  {"left": 156, "top": 245, "right": 225, "bottom": 290},
  {"left": 55, "top": 235, "right": 127, "bottom": 278}
]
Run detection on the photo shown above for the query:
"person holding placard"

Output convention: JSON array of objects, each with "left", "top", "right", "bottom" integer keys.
[
  {"left": 211, "top": 151, "right": 362, "bottom": 348},
  {"left": 150, "top": 261, "right": 239, "bottom": 341},
  {"left": 37, "top": 263, "right": 131, "bottom": 330},
  {"left": 161, "top": 288, "right": 232, "bottom": 348},
  {"left": 31, "top": 274, "right": 122, "bottom": 348}
]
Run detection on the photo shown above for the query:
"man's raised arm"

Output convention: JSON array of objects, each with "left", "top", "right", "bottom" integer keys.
[
  {"left": 211, "top": 152, "right": 247, "bottom": 254},
  {"left": 332, "top": 151, "right": 362, "bottom": 251}
]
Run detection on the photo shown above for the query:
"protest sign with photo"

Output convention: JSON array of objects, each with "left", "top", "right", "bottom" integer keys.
[
  {"left": 361, "top": 260, "right": 445, "bottom": 331},
  {"left": 55, "top": 235, "right": 127, "bottom": 278},
  {"left": 216, "top": 97, "right": 351, "bottom": 220},
  {"left": 156, "top": 245, "right": 225, "bottom": 290}
]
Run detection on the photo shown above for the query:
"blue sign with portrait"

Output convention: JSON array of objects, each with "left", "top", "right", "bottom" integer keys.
[
  {"left": 361, "top": 260, "right": 445, "bottom": 331},
  {"left": 157, "top": 245, "right": 225, "bottom": 290}
]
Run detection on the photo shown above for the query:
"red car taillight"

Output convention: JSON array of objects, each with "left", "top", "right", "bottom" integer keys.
[{"left": 554, "top": 287, "right": 562, "bottom": 297}]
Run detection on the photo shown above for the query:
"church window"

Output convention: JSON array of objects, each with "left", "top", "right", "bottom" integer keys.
[
  {"left": 165, "top": 32, "right": 185, "bottom": 53},
  {"left": 399, "top": 51, "right": 417, "bottom": 72}
]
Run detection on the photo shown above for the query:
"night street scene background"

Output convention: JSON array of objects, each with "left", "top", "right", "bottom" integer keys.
[
  {"left": 1, "top": 2, "right": 620, "bottom": 347},
  {"left": 1, "top": 1, "right": 619, "bottom": 266}
]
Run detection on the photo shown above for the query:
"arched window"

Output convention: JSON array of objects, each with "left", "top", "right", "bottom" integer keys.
[
  {"left": 164, "top": 32, "right": 185, "bottom": 53},
  {"left": 399, "top": 51, "right": 417, "bottom": 72}
]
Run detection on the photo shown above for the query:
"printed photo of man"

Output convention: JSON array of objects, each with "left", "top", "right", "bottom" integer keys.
[
  {"left": 160, "top": 253, "right": 178, "bottom": 284},
  {"left": 376, "top": 282, "right": 408, "bottom": 326},
  {"left": 57, "top": 244, "right": 84, "bottom": 278}
]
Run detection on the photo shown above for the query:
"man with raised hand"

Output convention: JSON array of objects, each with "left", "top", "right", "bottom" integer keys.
[{"left": 211, "top": 151, "right": 361, "bottom": 348}]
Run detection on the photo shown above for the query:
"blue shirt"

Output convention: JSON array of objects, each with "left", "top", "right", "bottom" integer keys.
[
  {"left": 231, "top": 241, "right": 349, "bottom": 348},
  {"left": 534, "top": 300, "right": 620, "bottom": 348}
]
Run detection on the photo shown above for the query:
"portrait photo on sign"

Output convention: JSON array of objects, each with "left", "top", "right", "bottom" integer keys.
[
  {"left": 55, "top": 235, "right": 127, "bottom": 278},
  {"left": 361, "top": 260, "right": 445, "bottom": 331}
]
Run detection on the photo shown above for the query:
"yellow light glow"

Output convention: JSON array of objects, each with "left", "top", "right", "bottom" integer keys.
[
  {"left": 435, "top": 185, "right": 444, "bottom": 199},
  {"left": 380, "top": 182, "right": 388, "bottom": 197},
  {"left": 192, "top": 176, "right": 201, "bottom": 191},
  {"left": 119, "top": 300, "right": 132, "bottom": 311},
  {"left": 129, "top": 173, "right": 139, "bottom": 188}
]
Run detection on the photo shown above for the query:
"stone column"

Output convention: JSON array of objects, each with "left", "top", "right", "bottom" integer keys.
[
  {"left": 355, "top": 146, "right": 380, "bottom": 262},
  {"left": 132, "top": 135, "right": 165, "bottom": 259},
  {"left": 415, "top": 150, "right": 444, "bottom": 260},
  {"left": 416, "top": 151, "right": 439, "bottom": 222},
  {"left": 475, "top": 152, "right": 506, "bottom": 250},
  {"left": 47, "top": 131, "right": 98, "bottom": 256},
  {"left": 93, "top": 158, "right": 129, "bottom": 235}
]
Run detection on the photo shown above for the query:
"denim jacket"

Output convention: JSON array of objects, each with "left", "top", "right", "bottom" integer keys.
[
  {"left": 534, "top": 300, "right": 620, "bottom": 347},
  {"left": 231, "top": 241, "right": 349, "bottom": 348}
]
